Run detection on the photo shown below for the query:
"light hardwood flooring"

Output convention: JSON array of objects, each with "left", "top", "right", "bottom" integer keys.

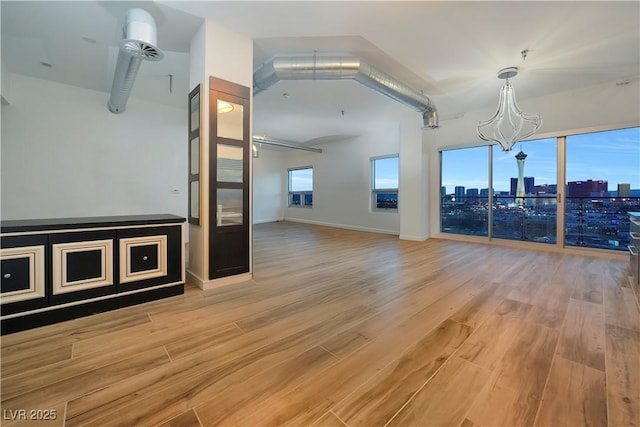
[{"left": 1, "top": 221, "right": 639, "bottom": 427}]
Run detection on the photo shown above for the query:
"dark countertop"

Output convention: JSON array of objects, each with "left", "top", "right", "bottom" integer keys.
[{"left": 1, "top": 214, "right": 185, "bottom": 233}]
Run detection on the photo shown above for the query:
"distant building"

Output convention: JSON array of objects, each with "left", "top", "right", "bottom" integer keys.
[
  {"left": 534, "top": 184, "right": 557, "bottom": 195},
  {"left": 618, "top": 183, "right": 631, "bottom": 197},
  {"left": 511, "top": 176, "right": 535, "bottom": 195},
  {"left": 567, "top": 180, "right": 608, "bottom": 197},
  {"left": 441, "top": 186, "right": 447, "bottom": 198},
  {"left": 480, "top": 188, "right": 490, "bottom": 196},
  {"left": 466, "top": 188, "right": 479, "bottom": 198},
  {"left": 454, "top": 186, "right": 465, "bottom": 202}
]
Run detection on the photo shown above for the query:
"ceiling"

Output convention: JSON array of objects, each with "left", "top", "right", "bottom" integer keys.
[{"left": 2, "top": 1, "right": 639, "bottom": 146}]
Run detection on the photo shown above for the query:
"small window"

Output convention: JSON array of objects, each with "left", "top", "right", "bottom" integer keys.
[
  {"left": 288, "top": 167, "right": 313, "bottom": 208},
  {"left": 372, "top": 156, "right": 399, "bottom": 211}
]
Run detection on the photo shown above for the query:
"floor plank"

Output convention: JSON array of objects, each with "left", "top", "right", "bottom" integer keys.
[
  {"left": 605, "top": 324, "right": 640, "bottom": 427},
  {"left": 534, "top": 356, "right": 607, "bottom": 427},
  {"left": 331, "top": 319, "right": 472, "bottom": 426},
  {"left": 556, "top": 298, "right": 606, "bottom": 371},
  {"left": 387, "top": 356, "right": 490, "bottom": 427},
  {"left": 465, "top": 320, "right": 559, "bottom": 427}
]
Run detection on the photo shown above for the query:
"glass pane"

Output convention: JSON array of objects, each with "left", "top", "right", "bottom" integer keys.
[
  {"left": 190, "top": 137, "right": 199, "bottom": 175},
  {"left": 441, "top": 146, "right": 489, "bottom": 236},
  {"left": 289, "top": 168, "right": 313, "bottom": 191},
  {"left": 217, "top": 100, "right": 243, "bottom": 140},
  {"left": 566, "top": 127, "right": 640, "bottom": 251},
  {"left": 217, "top": 144, "right": 243, "bottom": 183},
  {"left": 375, "top": 192, "right": 398, "bottom": 209},
  {"left": 373, "top": 157, "right": 399, "bottom": 190},
  {"left": 492, "top": 138, "right": 557, "bottom": 243},
  {"left": 217, "top": 189, "right": 243, "bottom": 226},
  {"left": 190, "top": 181, "right": 199, "bottom": 219},
  {"left": 190, "top": 92, "right": 199, "bottom": 132}
]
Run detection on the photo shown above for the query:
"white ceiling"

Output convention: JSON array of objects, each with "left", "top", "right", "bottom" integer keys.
[{"left": 2, "top": 1, "right": 639, "bottom": 145}]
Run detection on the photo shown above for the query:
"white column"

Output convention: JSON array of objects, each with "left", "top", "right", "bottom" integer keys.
[
  {"left": 399, "top": 112, "right": 429, "bottom": 240},
  {"left": 187, "top": 20, "right": 253, "bottom": 288}
]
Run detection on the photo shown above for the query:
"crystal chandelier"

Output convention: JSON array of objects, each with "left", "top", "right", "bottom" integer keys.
[{"left": 477, "top": 67, "right": 542, "bottom": 152}]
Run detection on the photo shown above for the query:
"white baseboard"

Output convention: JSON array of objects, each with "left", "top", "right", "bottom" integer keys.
[
  {"left": 284, "top": 217, "right": 399, "bottom": 236},
  {"left": 253, "top": 217, "right": 284, "bottom": 224},
  {"left": 199, "top": 272, "right": 253, "bottom": 290},
  {"left": 399, "top": 233, "right": 430, "bottom": 241}
]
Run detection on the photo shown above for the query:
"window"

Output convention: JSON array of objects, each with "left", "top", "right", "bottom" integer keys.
[
  {"left": 492, "top": 138, "right": 557, "bottom": 243},
  {"left": 372, "top": 155, "right": 399, "bottom": 211},
  {"left": 288, "top": 167, "right": 313, "bottom": 207},
  {"left": 439, "top": 126, "right": 640, "bottom": 252},
  {"left": 565, "top": 127, "right": 640, "bottom": 250},
  {"left": 441, "top": 147, "right": 489, "bottom": 236}
]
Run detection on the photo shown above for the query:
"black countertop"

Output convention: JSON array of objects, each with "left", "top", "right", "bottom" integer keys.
[{"left": 1, "top": 214, "right": 185, "bottom": 233}]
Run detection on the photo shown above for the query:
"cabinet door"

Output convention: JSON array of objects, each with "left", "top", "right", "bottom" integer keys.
[
  {"left": 49, "top": 230, "right": 117, "bottom": 305},
  {"left": 209, "top": 77, "right": 250, "bottom": 279},
  {"left": 117, "top": 226, "right": 182, "bottom": 292},
  {"left": 0, "top": 235, "right": 48, "bottom": 315}
]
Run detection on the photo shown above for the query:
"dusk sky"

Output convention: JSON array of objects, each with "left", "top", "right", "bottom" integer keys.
[{"left": 442, "top": 126, "right": 639, "bottom": 194}]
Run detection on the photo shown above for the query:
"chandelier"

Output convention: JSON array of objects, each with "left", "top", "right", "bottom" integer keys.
[{"left": 477, "top": 67, "right": 542, "bottom": 152}]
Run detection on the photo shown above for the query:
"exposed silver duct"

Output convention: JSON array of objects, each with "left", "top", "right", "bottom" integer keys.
[
  {"left": 108, "top": 8, "right": 163, "bottom": 114},
  {"left": 253, "top": 55, "right": 439, "bottom": 128},
  {"left": 252, "top": 136, "right": 323, "bottom": 153}
]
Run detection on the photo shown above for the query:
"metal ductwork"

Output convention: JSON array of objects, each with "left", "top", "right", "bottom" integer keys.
[
  {"left": 108, "top": 8, "right": 163, "bottom": 114},
  {"left": 253, "top": 55, "right": 439, "bottom": 128}
]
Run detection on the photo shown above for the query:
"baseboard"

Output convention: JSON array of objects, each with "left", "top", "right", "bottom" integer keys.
[
  {"left": 186, "top": 269, "right": 204, "bottom": 288},
  {"left": 199, "top": 272, "right": 253, "bottom": 290},
  {"left": 283, "top": 217, "right": 399, "bottom": 236},
  {"left": 399, "top": 233, "right": 430, "bottom": 241},
  {"left": 253, "top": 217, "right": 284, "bottom": 224}
]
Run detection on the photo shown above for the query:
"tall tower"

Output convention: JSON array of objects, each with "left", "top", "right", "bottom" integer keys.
[{"left": 515, "top": 150, "right": 527, "bottom": 206}]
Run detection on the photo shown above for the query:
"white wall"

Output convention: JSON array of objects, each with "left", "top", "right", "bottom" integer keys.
[
  {"left": 252, "top": 147, "right": 285, "bottom": 223},
  {"left": 278, "top": 124, "right": 401, "bottom": 235},
  {"left": 1, "top": 73, "right": 187, "bottom": 220}
]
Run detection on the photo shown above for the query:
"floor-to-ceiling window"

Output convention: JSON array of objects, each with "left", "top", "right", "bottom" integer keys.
[
  {"left": 492, "top": 138, "right": 557, "bottom": 243},
  {"left": 439, "top": 126, "right": 640, "bottom": 252},
  {"left": 565, "top": 127, "right": 640, "bottom": 250},
  {"left": 441, "top": 146, "right": 489, "bottom": 236}
]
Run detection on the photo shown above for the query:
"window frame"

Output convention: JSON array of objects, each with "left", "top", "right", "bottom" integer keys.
[
  {"left": 371, "top": 155, "right": 399, "bottom": 212},
  {"left": 288, "top": 166, "right": 314, "bottom": 208}
]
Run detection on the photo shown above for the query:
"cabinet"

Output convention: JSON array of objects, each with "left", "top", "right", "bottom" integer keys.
[
  {"left": 1, "top": 215, "right": 185, "bottom": 334},
  {"left": 209, "top": 77, "right": 250, "bottom": 279}
]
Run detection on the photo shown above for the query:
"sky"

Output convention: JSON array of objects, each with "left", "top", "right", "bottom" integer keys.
[{"left": 442, "top": 126, "right": 640, "bottom": 194}]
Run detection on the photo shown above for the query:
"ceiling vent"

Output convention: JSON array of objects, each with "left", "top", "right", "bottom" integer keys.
[
  {"left": 253, "top": 55, "right": 439, "bottom": 128},
  {"left": 108, "top": 8, "right": 164, "bottom": 114}
]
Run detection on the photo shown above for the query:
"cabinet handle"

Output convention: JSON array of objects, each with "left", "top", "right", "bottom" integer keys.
[
  {"left": 143, "top": 256, "right": 148, "bottom": 261},
  {"left": 3, "top": 273, "right": 11, "bottom": 279},
  {"left": 630, "top": 231, "right": 640, "bottom": 240},
  {"left": 630, "top": 245, "right": 639, "bottom": 256}
]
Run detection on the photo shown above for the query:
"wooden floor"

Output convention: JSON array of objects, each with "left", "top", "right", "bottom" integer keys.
[{"left": 1, "top": 221, "right": 639, "bottom": 427}]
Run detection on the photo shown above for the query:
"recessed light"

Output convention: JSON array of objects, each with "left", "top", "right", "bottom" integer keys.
[
  {"left": 40, "top": 62, "right": 52, "bottom": 68},
  {"left": 81, "top": 36, "right": 97, "bottom": 44}
]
